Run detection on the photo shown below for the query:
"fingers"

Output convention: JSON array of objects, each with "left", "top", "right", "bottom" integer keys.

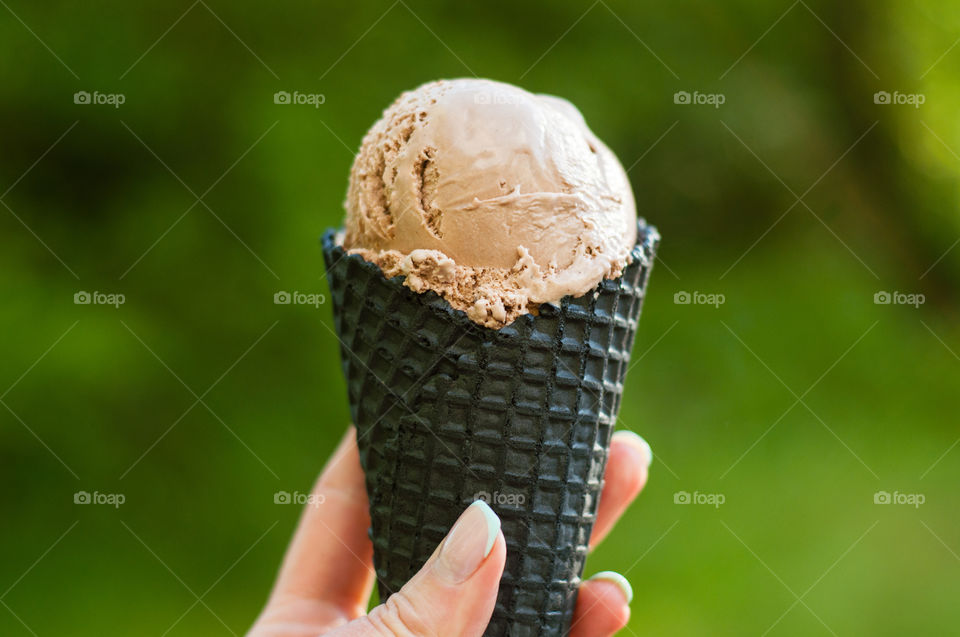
[
  {"left": 574, "top": 432, "right": 648, "bottom": 635},
  {"left": 330, "top": 501, "right": 506, "bottom": 637},
  {"left": 255, "top": 427, "right": 647, "bottom": 636},
  {"left": 569, "top": 572, "right": 633, "bottom": 637},
  {"left": 267, "top": 427, "right": 376, "bottom": 620},
  {"left": 590, "top": 430, "right": 652, "bottom": 550}
]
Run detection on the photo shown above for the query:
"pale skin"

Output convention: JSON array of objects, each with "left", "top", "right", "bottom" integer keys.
[{"left": 248, "top": 427, "right": 651, "bottom": 637}]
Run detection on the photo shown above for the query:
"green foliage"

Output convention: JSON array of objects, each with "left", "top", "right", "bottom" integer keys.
[{"left": 1, "top": 1, "right": 958, "bottom": 635}]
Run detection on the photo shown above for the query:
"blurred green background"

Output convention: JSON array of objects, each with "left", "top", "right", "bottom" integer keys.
[{"left": 2, "top": 1, "right": 959, "bottom": 635}]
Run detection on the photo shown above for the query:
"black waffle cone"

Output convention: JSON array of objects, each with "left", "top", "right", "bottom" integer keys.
[{"left": 322, "top": 221, "right": 658, "bottom": 637}]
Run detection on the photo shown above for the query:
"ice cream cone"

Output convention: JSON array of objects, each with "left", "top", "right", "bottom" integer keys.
[{"left": 322, "top": 220, "right": 658, "bottom": 637}]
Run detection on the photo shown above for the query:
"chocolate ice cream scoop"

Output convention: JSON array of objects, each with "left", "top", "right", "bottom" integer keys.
[{"left": 342, "top": 78, "right": 637, "bottom": 328}]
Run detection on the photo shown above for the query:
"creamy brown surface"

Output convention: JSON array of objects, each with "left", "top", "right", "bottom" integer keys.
[{"left": 342, "top": 78, "right": 637, "bottom": 328}]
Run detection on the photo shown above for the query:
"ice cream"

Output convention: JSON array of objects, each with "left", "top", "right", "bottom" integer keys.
[
  {"left": 324, "top": 77, "right": 659, "bottom": 636},
  {"left": 341, "top": 78, "right": 637, "bottom": 328}
]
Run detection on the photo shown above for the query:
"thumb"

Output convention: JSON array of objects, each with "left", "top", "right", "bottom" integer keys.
[{"left": 332, "top": 500, "right": 506, "bottom": 637}]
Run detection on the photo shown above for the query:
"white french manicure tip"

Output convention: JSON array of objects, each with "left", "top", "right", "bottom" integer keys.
[
  {"left": 470, "top": 499, "right": 500, "bottom": 557},
  {"left": 589, "top": 571, "right": 634, "bottom": 603},
  {"left": 614, "top": 430, "right": 653, "bottom": 468}
]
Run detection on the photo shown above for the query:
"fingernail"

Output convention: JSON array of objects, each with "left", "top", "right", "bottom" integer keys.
[
  {"left": 613, "top": 430, "right": 652, "bottom": 468},
  {"left": 436, "top": 500, "right": 501, "bottom": 583},
  {"left": 589, "top": 571, "right": 634, "bottom": 603}
]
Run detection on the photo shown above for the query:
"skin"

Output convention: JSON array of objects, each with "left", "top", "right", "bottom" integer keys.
[{"left": 248, "top": 427, "right": 651, "bottom": 637}]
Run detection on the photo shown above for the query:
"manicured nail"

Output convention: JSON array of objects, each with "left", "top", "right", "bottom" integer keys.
[
  {"left": 436, "top": 500, "right": 501, "bottom": 583},
  {"left": 613, "top": 430, "right": 652, "bottom": 468},
  {"left": 589, "top": 571, "right": 634, "bottom": 603}
]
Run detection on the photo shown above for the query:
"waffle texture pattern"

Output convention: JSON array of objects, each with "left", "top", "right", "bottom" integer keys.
[{"left": 322, "top": 221, "right": 658, "bottom": 637}]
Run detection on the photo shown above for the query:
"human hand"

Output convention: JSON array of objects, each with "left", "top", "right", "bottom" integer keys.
[{"left": 248, "top": 426, "right": 652, "bottom": 637}]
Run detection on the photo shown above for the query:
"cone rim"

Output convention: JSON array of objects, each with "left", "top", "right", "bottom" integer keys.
[{"left": 322, "top": 220, "right": 658, "bottom": 334}]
